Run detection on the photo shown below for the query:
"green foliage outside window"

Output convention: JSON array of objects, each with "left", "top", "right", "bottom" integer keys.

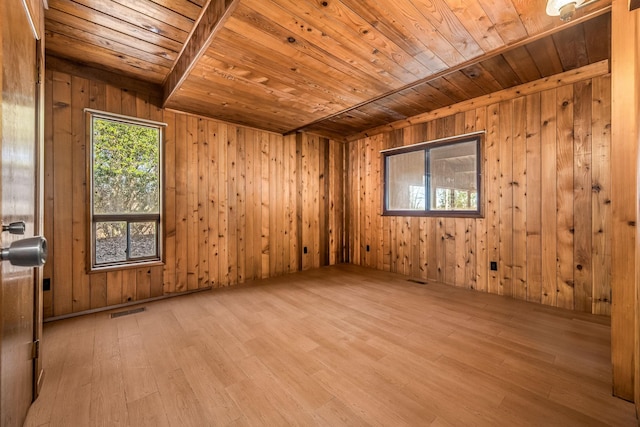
[{"left": 93, "top": 118, "right": 159, "bottom": 216}]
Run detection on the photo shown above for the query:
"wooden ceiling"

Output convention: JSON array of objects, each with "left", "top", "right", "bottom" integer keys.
[{"left": 45, "top": 0, "right": 612, "bottom": 139}]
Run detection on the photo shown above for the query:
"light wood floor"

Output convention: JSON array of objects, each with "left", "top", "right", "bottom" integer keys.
[{"left": 25, "top": 265, "right": 636, "bottom": 426}]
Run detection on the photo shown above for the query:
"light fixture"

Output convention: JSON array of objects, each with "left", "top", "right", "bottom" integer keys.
[{"left": 546, "top": 0, "right": 598, "bottom": 21}]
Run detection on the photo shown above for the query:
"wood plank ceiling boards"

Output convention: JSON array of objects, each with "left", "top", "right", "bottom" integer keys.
[{"left": 44, "top": 0, "right": 612, "bottom": 139}]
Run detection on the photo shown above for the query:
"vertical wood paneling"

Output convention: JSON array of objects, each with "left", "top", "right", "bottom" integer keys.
[
  {"left": 363, "top": 136, "right": 371, "bottom": 268},
  {"left": 134, "top": 268, "right": 150, "bottom": 301},
  {"left": 464, "top": 111, "right": 477, "bottom": 291},
  {"left": 320, "top": 137, "right": 330, "bottom": 267},
  {"left": 208, "top": 121, "right": 220, "bottom": 285},
  {"left": 289, "top": 135, "right": 299, "bottom": 272},
  {"left": 245, "top": 128, "right": 256, "bottom": 280},
  {"left": 329, "top": 140, "right": 345, "bottom": 265},
  {"left": 373, "top": 136, "right": 382, "bottom": 272},
  {"left": 411, "top": 216, "right": 421, "bottom": 279},
  {"left": 236, "top": 127, "right": 246, "bottom": 283},
  {"left": 174, "top": 113, "right": 188, "bottom": 292},
  {"left": 275, "top": 133, "right": 285, "bottom": 273},
  {"left": 45, "top": 70, "right": 343, "bottom": 317},
  {"left": 454, "top": 218, "right": 465, "bottom": 287},
  {"left": 150, "top": 266, "right": 163, "bottom": 299},
  {"left": 355, "top": 137, "right": 362, "bottom": 266},
  {"left": 198, "top": 118, "right": 210, "bottom": 288},
  {"left": 71, "top": 76, "right": 90, "bottom": 312},
  {"left": 346, "top": 71, "right": 611, "bottom": 316},
  {"left": 573, "top": 80, "right": 593, "bottom": 313},
  {"left": 512, "top": 97, "right": 527, "bottom": 301},
  {"left": 217, "top": 123, "right": 229, "bottom": 286},
  {"left": 475, "top": 107, "right": 488, "bottom": 292},
  {"left": 163, "top": 109, "right": 177, "bottom": 294},
  {"left": 282, "top": 133, "right": 291, "bottom": 272},
  {"left": 591, "top": 75, "right": 611, "bottom": 316},
  {"left": 52, "top": 71, "right": 73, "bottom": 316},
  {"left": 436, "top": 218, "right": 445, "bottom": 282},
  {"left": 261, "top": 132, "right": 270, "bottom": 279},
  {"left": 485, "top": 103, "right": 500, "bottom": 294},
  {"left": 135, "top": 267, "right": 151, "bottom": 302},
  {"left": 297, "top": 133, "right": 333, "bottom": 272},
  {"left": 540, "top": 88, "right": 558, "bottom": 307},
  {"left": 122, "top": 269, "right": 136, "bottom": 303},
  {"left": 90, "top": 273, "right": 106, "bottom": 309},
  {"left": 556, "top": 85, "right": 575, "bottom": 310},
  {"left": 121, "top": 90, "right": 136, "bottom": 116},
  {"left": 227, "top": 125, "right": 238, "bottom": 283},
  {"left": 525, "top": 93, "right": 542, "bottom": 304},
  {"left": 403, "top": 217, "right": 412, "bottom": 276},
  {"left": 186, "top": 116, "right": 199, "bottom": 290},
  {"left": 499, "top": 100, "right": 513, "bottom": 297},
  {"left": 106, "top": 270, "right": 122, "bottom": 306}
]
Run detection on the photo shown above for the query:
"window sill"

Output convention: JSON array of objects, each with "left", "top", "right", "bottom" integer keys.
[
  {"left": 88, "top": 259, "right": 164, "bottom": 274},
  {"left": 382, "top": 210, "right": 484, "bottom": 218}
]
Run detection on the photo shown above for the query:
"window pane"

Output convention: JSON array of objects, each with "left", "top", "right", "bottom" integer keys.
[
  {"left": 387, "top": 151, "right": 426, "bottom": 210},
  {"left": 470, "top": 191, "right": 478, "bottom": 208},
  {"left": 129, "top": 222, "right": 157, "bottom": 259},
  {"left": 93, "top": 118, "right": 160, "bottom": 215},
  {"left": 454, "top": 189, "right": 469, "bottom": 209},
  {"left": 434, "top": 187, "right": 452, "bottom": 210},
  {"left": 430, "top": 141, "right": 478, "bottom": 211},
  {"left": 96, "top": 221, "right": 127, "bottom": 264}
]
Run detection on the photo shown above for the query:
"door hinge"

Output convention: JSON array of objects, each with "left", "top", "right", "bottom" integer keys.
[
  {"left": 36, "top": 40, "right": 43, "bottom": 85},
  {"left": 31, "top": 340, "right": 40, "bottom": 359}
]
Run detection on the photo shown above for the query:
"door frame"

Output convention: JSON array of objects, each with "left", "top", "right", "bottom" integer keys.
[{"left": 33, "top": 32, "right": 45, "bottom": 399}]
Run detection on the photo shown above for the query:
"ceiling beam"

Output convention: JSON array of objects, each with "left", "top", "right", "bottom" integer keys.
[
  {"left": 286, "top": 5, "right": 612, "bottom": 137},
  {"left": 162, "top": 0, "right": 240, "bottom": 107}
]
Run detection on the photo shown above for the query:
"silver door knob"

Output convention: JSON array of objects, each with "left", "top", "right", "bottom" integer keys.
[
  {"left": 2, "top": 221, "right": 25, "bottom": 235},
  {"left": 1, "top": 236, "right": 47, "bottom": 267}
]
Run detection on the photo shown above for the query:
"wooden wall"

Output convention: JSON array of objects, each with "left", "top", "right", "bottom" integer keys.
[
  {"left": 611, "top": 0, "right": 639, "bottom": 403},
  {"left": 346, "top": 67, "right": 612, "bottom": 316},
  {"left": 43, "top": 66, "right": 345, "bottom": 318}
]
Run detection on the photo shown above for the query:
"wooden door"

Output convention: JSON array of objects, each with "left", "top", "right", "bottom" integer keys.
[{"left": 0, "top": 0, "right": 39, "bottom": 425}]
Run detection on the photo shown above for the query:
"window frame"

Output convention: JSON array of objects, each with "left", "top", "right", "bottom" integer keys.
[
  {"left": 86, "top": 109, "right": 165, "bottom": 272},
  {"left": 381, "top": 131, "right": 484, "bottom": 218}
]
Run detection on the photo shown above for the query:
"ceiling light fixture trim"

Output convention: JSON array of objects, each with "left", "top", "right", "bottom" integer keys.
[{"left": 546, "top": 0, "right": 599, "bottom": 21}]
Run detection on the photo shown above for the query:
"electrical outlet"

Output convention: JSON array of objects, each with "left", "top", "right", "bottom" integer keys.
[
  {"left": 43, "top": 278, "right": 51, "bottom": 291},
  {"left": 490, "top": 261, "right": 498, "bottom": 271},
  {"left": 303, "top": 246, "right": 308, "bottom": 254},
  {"left": 366, "top": 245, "right": 370, "bottom": 252}
]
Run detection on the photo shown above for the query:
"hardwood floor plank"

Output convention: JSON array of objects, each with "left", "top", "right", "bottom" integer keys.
[
  {"left": 90, "top": 356, "right": 128, "bottom": 426},
  {"left": 119, "top": 334, "right": 159, "bottom": 404},
  {"left": 126, "top": 392, "right": 170, "bottom": 427},
  {"left": 25, "top": 265, "right": 637, "bottom": 426},
  {"left": 176, "top": 345, "right": 242, "bottom": 424},
  {"left": 48, "top": 363, "right": 92, "bottom": 426},
  {"left": 154, "top": 369, "right": 210, "bottom": 427},
  {"left": 313, "top": 397, "right": 370, "bottom": 426},
  {"left": 233, "top": 355, "right": 318, "bottom": 425}
]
